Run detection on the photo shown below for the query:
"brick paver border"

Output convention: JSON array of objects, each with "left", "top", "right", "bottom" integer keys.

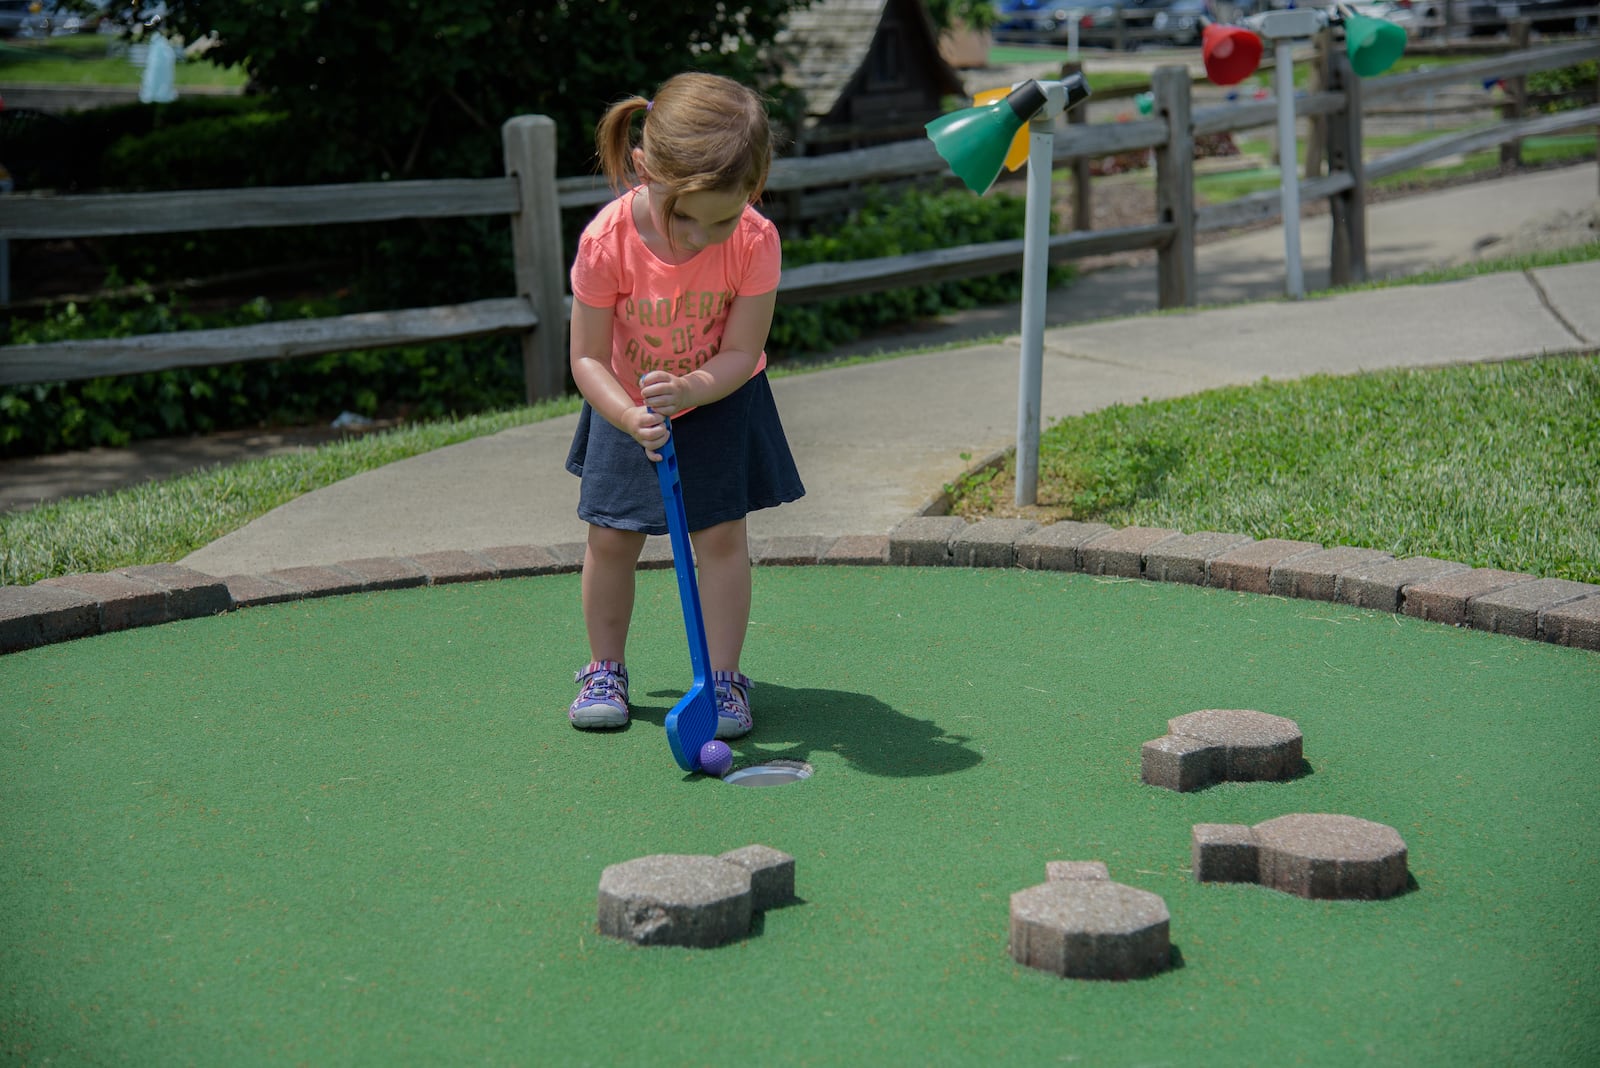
[{"left": 4, "top": 519, "right": 1598, "bottom": 656}]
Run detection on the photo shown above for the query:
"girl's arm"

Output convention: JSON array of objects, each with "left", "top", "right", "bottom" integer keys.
[
  {"left": 639, "top": 289, "right": 777, "bottom": 416},
  {"left": 570, "top": 298, "right": 670, "bottom": 461}
]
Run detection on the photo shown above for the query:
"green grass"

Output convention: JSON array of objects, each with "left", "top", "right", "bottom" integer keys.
[
  {"left": 0, "top": 399, "right": 579, "bottom": 586},
  {"left": 1189, "top": 132, "right": 1598, "bottom": 204},
  {"left": 951, "top": 352, "right": 1600, "bottom": 584},
  {"left": 0, "top": 33, "right": 246, "bottom": 88}
]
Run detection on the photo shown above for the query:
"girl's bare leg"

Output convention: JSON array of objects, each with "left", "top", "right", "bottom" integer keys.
[
  {"left": 582, "top": 525, "right": 647, "bottom": 662},
  {"left": 689, "top": 518, "right": 751, "bottom": 672}
]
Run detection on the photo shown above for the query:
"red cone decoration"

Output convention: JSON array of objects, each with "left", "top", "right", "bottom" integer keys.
[{"left": 1202, "top": 23, "right": 1263, "bottom": 87}]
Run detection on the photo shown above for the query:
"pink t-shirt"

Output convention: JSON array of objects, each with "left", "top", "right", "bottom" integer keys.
[{"left": 570, "top": 187, "right": 781, "bottom": 408}]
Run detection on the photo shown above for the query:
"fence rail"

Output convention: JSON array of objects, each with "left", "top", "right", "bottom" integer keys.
[{"left": 1, "top": 37, "right": 1596, "bottom": 397}]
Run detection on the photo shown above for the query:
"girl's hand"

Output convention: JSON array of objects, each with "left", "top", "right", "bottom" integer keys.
[
  {"left": 626, "top": 405, "right": 670, "bottom": 462},
  {"left": 639, "top": 370, "right": 693, "bottom": 417}
]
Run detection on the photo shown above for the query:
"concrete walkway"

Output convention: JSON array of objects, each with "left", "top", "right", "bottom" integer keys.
[{"left": 176, "top": 164, "right": 1600, "bottom": 576}]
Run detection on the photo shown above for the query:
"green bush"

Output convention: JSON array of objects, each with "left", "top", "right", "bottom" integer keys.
[
  {"left": 770, "top": 185, "right": 1069, "bottom": 356},
  {"left": 1526, "top": 61, "right": 1598, "bottom": 113},
  {"left": 0, "top": 295, "right": 524, "bottom": 457}
]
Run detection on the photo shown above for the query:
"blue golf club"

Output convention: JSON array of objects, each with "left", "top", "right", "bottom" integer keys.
[{"left": 652, "top": 426, "right": 718, "bottom": 772}]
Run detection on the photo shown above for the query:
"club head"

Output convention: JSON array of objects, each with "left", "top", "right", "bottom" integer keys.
[{"left": 665, "top": 688, "right": 718, "bottom": 772}]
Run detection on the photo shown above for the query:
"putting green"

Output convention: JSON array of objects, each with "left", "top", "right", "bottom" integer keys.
[{"left": 4, "top": 568, "right": 1597, "bottom": 1064}]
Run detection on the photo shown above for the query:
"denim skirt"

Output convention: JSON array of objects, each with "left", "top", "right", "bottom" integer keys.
[{"left": 565, "top": 371, "right": 805, "bottom": 535}]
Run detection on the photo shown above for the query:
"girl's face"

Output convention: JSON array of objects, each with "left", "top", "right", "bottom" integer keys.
[{"left": 649, "top": 185, "right": 749, "bottom": 254}]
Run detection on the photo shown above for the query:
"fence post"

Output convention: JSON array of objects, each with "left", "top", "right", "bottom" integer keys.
[
  {"left": 1063, "top": 60, "right": 1093, "bottom": 232},
  {"left": 1500, "top": 19, "right": 1530, "bottom": 169},
  {"left": 503, "top": 114, "right": 568, "bottom": 404},
  {"left": 1326, "top": 48, "right": 1368, "bottom": 287},
  {"left": 1152, "top": 66, "right": 1195, "bottom": 308},
  {"left": 1305, "top": 28, "right": 1331, "bottom": 179}
]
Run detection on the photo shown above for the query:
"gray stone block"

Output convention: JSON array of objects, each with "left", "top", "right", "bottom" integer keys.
[
  {"left": 597, "top": 854, "right": 752, "bottom": 948},
  {"left": 717, "top": 845, "right": 796, "bottom": 910},
  {"left": 1401, "top": 567, "right": 1534, "bottom": 626},
  {"left": 336, "top": 557, "right": 429, "bottom": 592},
  {"left": 1141, "top": 733, "right": 1221, "bottom": 793},
  {"left": 222, "top": 573, "right": 305, "bottom": 608},
  {"left": 821, "top": 534, "right": 890, "bottom": 566},
  {"left": 262, "top": 565, "right": 366, "bottom": 600},
  {"left": 544, "top": 542, "right": 588, "bottom": 573},
  {"left": 1143, "top": 709, "right": 1302, "bottom": 791},
  {"left": 480, "top": 544, "right": 565, "bottom": 578},
  {"left": 749, "top": 536, "right": 828, "bottom": 567},
  {"left": 1010, "top": 875, "right": 1171, "bottom": 980},
  {"left": 1191, "top": 823, "right": 1260, "bottom": 883},
  {"left": 1014, "top": 521, "right": 1113, "bottom": 572},
  {"left": 1194, "top": 814, "right": 1408, "bottom": 900},
  {"left": 1269, "top": 546, "right": 1394, "bottom": 602},
  {"left": 411, "top": 550, "right": 496, "bottom": 585},
  {"left": 1080, "top": 526, "right": 1182, "bottom": 579},
  {"left": 1334, "top": 555, "right": 1471, "bottom": 613},
  {"left": 0, "top": 583, "right": 99, "bottom": 653},
  {"left": 1540, "top": 594, "right": 1600, "bottom": 651},
  {"left": 115, "top": 563, "right": 233, "bottom": 619},
  {"left": 1144, "top": 531, "right": 1254, "bottom": 586},
  {"left": 637, "top": 537, "right": 676, "bottom": 571},
  {"left": 1207, "top": 538, "right": 1322, "bottom": 594},
  {"left": 952, "top": 518, "right": 1038, "bottom": 568},
  {"left": 1469, "top": 578, "right": 1599, "bottom": 639},
  {"left": 888, "top": 516, "right": 969, "bottom": 566},
  {"left": 39, "top": 571, "right": 168, "bottom": 632}
]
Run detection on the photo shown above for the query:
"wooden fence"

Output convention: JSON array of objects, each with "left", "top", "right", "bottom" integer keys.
[{"left": 1, "top": 38, "right": 1596, "bottom": 402}]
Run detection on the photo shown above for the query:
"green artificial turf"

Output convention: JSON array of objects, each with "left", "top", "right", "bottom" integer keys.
[{"left": 3, "top": 568, "right": 1597, "bottom": 1065}]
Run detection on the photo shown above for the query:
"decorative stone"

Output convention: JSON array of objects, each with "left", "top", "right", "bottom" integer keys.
[
  {"left": 1142, "top": 709, "right": 1303, "bottom": 791},
  {"left": 1191, "top": 823, "right": 1261, "bottom": 883},
  {"left": 1010, "top": 868, "right": 1171, "bottom": 981},
  {"left": 597, "top": 854, "right": 752, "bottom": 948},
  {"left": 1192, "top": 814, "right": 1409, "bottom": 900},
  {"left": 717, "top": 845, "right": 796, "bottom": 910}
]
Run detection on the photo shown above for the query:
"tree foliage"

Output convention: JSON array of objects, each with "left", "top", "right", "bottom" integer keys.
[{"left": 151, "top": 0, "right": 815, "bottom": 180}]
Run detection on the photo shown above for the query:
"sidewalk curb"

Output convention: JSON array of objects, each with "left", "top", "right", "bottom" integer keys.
[{"left": 4, "top": 519, "right": 1597, "bottom": 656}]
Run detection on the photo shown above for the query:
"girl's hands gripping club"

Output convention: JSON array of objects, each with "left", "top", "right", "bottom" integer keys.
[{"left": 631, "top": 371, "right": 691, "bottom": 461}]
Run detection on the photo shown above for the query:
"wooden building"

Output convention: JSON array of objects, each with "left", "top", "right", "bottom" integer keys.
[{"left": 777, "top": 0, "right": 968, "bottom": 156}]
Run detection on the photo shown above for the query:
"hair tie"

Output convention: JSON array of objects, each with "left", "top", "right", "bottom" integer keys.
[{"left": 645, "top": 99, "right": 654, "bottom": 112}]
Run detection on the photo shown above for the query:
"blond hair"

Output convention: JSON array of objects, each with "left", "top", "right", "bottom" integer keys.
[{"left": 594, "top": 72, "right": 773, "bottom": 236}]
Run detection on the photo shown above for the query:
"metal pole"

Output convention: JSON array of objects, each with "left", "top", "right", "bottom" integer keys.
[
  {"left": 1015, "top": 114, "right": 1055, "bottom": 507},
  {"left": 1275, "top": 38, "right": 1305, "bottom": 298}
]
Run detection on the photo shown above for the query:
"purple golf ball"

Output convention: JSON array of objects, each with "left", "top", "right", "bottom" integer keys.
[{"left": 699, "top": 740, "right": 733, "bottom": 778}]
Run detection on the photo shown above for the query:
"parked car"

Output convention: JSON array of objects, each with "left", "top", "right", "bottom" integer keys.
[
  {"left": 1464, "top": 0, "right": 1595, "bottom": 33},
  {"left": 15, "top": 1, "right": 93, "bottom": 36},
  {"left": 0, "top": 0, "right": 35, "bottom": 36},
  {"left": 1075, "top": 0, "right": 1218, "bottom": 48},
  {"left": 992, "top": 0, "right": 1082, "bottom": 42}
]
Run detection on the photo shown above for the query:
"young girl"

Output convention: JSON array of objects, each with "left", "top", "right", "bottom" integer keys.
[{"left": 564, "top": 72, "right": 804, "bottom": 738}]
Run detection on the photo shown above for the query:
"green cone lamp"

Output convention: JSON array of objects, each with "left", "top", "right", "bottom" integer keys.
[
  {"left": 925, "top": 81, "right": 1048, "bottom": 195},
  {"left": 1342, "top": 7, "right": 1406, "bottom": 77},
  {"left": 924, "top": 75, "right": 1091, "bottom": 504}
]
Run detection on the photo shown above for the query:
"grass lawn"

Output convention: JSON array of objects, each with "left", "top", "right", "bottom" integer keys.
[
  {"left": 949, "top": 351, "right": 1600, "bottom": 585},
  {"left": 1191, "top": 132, "right": 1597, "bottom": 203},
  {"left": 0, "top": 32, "right": 246, "bottom": 88}
]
